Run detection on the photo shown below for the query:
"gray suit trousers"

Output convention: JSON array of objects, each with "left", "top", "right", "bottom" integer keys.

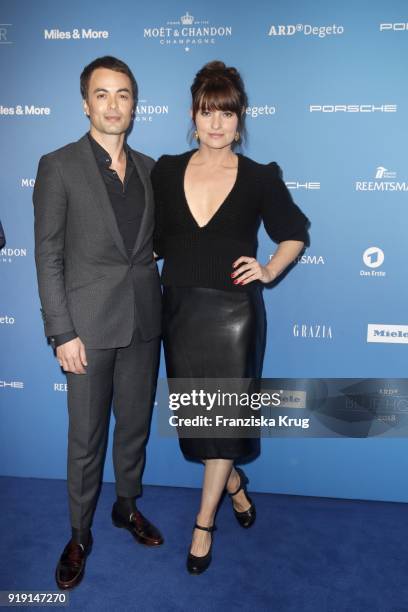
[{"left": 66, "top": 329, "right": 160, "bottom": 530}]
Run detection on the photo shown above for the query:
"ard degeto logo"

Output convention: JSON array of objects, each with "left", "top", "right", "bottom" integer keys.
[
  {"left": 0, "top": 315, "right": 15, "bottom": 325},
  {"left": 355, "top": 166, "right": 408, "bottom": 192},
  {"left": 0, "top": 23, "right": 12, "bottom": 44},
  {"left": 245, "top": 105, "right": 276, "bottom": 119},
  {"left": 268, "top": 23, "right": 344, "bottom": 38},
  {"left": 143, "top": 11, "right": 232, "bottom": 52}
]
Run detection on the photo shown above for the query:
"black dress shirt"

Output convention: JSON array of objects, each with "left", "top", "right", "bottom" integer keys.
[{"left": 50, "top": 134, "right": 145, "bottom": 349}]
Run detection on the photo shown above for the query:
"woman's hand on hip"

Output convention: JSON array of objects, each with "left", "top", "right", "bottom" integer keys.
[{"left": 231, "top": 256, "right": 276, "bottom": 286}]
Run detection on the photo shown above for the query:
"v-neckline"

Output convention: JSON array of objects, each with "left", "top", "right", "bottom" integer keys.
[{"left": 182, "top": 149, "right": 241, "bottom": 229}]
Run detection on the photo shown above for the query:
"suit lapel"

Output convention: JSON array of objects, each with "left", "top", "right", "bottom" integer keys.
[
  {"left": 129, "top": 149, "right": 153, "bottom": 258},
  {"left": 76, "top": 134, "right": 129, "bottom": 261}
]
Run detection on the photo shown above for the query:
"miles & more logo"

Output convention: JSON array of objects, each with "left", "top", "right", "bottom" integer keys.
[
  {"left": 0, "top": 105, "right": 51, "bottom": 116},
  {"left": 44, "top": 28, "right": 109, "bottom": 40}
]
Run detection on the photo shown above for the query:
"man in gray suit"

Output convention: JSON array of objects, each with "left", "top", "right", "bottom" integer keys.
[{"left": 34, "top": 56, "right": 163, "bottom": 590}]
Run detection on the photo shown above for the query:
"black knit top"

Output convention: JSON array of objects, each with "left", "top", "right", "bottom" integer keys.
[{"left": 151, "top": 150, "right": 309, "bottom": 292}]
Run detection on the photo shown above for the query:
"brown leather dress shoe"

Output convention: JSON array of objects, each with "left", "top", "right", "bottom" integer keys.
[
  {"left": 55, "top": 533, "right": 93, "bottom": 590},
  {"left": 112, "top": 503, "right": 164, "bottom": 546}
]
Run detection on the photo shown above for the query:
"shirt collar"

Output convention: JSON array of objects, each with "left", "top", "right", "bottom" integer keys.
[{"left": 87, "top": 132, "right": 130, "bottom": 167}]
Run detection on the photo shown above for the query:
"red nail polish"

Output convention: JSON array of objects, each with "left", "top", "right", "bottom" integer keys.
[{"left": 233, "top": 279, "right": 239, "bottom": 284}]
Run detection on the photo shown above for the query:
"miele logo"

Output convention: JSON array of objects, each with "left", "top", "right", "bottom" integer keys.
[
  {"left": 367, "top": 324, "right": 408, "bottom": 344},
  {"left": 310, "top": 105, "right": 397, "bottom": 113},
  {"left": 286, "top": 181, "right": 320, "bottom": 190},
  {"left": 293, "top": 324, "right": 333, "bottom": 339},
  {"left": 0, "top": 380, "right": 24, "bottom": 389}
]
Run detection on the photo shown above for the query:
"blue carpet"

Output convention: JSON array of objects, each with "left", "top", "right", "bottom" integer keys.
[{"left": 0, "top": 476, "right": 407, "bottom": 612}]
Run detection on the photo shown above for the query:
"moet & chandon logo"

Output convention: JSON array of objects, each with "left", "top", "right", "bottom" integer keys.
[
  {"left": 143, "top": 11, "right": 232, "bottom": 51},
  {"left": 135, "top": 99, "right": 169, "bottom": 122},
  {"left": 0, "top": 246, "right": 28, "bottom": 263}
]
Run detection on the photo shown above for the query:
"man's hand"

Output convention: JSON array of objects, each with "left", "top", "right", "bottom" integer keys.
[{"left": 56, "top": 337, "right": 87, "bottom": 374}]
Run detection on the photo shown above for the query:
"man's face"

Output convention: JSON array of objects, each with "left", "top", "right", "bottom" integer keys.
[{"left": 83, "top": 67, "right": 134, "bottom": 136}]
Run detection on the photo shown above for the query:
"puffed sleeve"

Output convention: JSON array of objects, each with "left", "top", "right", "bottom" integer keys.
[
  {"left": 260, "top": 162, "right": 309, "bottom": 244},
  {"left": 151, "top": 155, "right": 166, "bottom": 259}
]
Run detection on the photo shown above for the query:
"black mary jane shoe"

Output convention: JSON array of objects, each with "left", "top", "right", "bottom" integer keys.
[
  {"left": 229, "top": 466, "right": 256, "bottom": 529},
  {"left": 186, "top": 523, "right": 216, "bottom": 575}
]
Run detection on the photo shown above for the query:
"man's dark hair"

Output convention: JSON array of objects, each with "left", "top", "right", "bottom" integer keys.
[{"left": 80, "top": 56, "right": 138, "bottom": 104}]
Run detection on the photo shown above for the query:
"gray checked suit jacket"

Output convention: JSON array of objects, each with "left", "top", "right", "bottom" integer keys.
[{"left": 33, "top": 134, "right": 162, "bottom": 349}]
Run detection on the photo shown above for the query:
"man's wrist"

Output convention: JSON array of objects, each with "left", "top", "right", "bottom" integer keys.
[{"left": 49, "top": 331, "right": 78, "bottom": 349}]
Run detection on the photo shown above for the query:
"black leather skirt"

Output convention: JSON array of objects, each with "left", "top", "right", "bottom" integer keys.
[{"left": 162, "top": 286, "right": 266, "bottom": 460}]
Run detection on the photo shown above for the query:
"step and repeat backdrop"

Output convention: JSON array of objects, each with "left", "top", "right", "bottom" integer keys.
[{"left": 1, "top": 0, "right": 407, "bottom": 501}]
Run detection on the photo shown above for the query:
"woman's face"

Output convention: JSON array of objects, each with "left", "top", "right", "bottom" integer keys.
[{"left": 194, "top": 108, "right": 239, "bottom": 150}]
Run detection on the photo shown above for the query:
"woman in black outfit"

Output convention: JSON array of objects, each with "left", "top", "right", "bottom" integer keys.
[{"left": 152, "top": 61, "right": 308, "bottom": 574}]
